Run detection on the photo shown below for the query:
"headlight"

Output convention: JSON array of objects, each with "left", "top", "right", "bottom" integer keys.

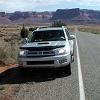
[
  {"left": 19, "top": 50, "right": 27, "bottom": 56},
  {"left": 55, "top": 47, "right": 70, "bottom": 55},
  {"left": 59, "top": 48, "right": 66, "bottom": 54}
]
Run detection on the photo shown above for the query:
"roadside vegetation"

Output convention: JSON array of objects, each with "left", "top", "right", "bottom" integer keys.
[
  {"left": 0, "top": 25, "right": 25, "bottom": 65},
  {"left": 67, "top": 26, "right": 75, "bottom": 32},
  {"left": 78, "top": 25, "right": 100, "bottom": 34},
  {"left": 51, "top": 20, "right": 74, "bottom": 32},
  {"left": 0, "top": 24, "right": 39, "bottom": 66},
  {"left": 20, "top": 24, "right": 29, "bottom": 38},
  {"left": 51, "top": 20, "right": 66, "bottom": 27},
  {"left": 0, "top": 27, "right": 21, "bottom": 65}
]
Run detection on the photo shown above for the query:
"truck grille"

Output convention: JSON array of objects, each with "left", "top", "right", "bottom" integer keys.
[
  {"left": 20, "top": 45, "right": 65, "bottom": 51},
  {"left": 27, "top": 61, "right": 54, "bottom": 65},
  {"left": 27, "top": 50, "right": 55, "bottom": 58}
]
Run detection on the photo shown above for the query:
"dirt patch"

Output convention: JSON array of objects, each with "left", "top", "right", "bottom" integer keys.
[
  {"left": 0, "top": 64, "right": 18, "bottom": 73},
  {"left": 0, "top": 85, "right": 20, "bottom": 100},
  {"left": 0, "top": 95, "right": 13, "bottom": 100},
  {"left": 0, "top": 64, "right": 19, "bottom": 100}
]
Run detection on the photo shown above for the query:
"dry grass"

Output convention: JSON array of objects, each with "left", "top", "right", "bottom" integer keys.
[
  {"left": 0, "top": 86, "right": 5, "bottom": 91},
  {"left": 0, "top": 24, "right": 38, "bottom": 65},
  {"left": 0, "top": 25, "right": 22, "bottom": 65},
  {"left": 67, "top": 25, "right": 76, "bottom": 32},
  {"left": 0, "top": 39, "right": 20, "bottom": 65},
  {"left": 78, "top": 25, "right": 100, "bottom": 34}
]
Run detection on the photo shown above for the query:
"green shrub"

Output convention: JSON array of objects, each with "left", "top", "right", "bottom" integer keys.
[{"left": 20, "top": 24, "right": 29, "bottom": 38}]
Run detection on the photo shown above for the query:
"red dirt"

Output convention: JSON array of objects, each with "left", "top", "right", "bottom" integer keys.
[{"left": 0, "top": 64, "right": 18, "bottom": 73}]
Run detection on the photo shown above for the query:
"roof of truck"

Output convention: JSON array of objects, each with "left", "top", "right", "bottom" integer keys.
[{"left": 35, "top": 27, "right": 64, "bottom": 31}]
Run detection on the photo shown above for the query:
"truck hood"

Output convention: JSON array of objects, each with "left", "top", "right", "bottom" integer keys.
[{"left": 20, "top": 41, "right": 67, "bottom": 49}]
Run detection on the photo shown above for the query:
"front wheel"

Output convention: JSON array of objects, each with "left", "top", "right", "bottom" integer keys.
[
  {"left": 71, "top": 55, "right": 74, "bottom": 62},
  {"left": 61, "top": 63, "right": 71, "bottom": 76},
  {"left": 18, "top": 67, "right": 27, "bottom": 75},
  {"left": 71, "top": 48, "right": 74, "bottom": 62}
]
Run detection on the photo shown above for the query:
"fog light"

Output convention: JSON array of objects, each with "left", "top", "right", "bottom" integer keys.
[
  {"left": 59, "top": 58, "right": 67, "bottom": 64},
  {"left": 18, "top": 61, "right": 23, "bottom": 66}
]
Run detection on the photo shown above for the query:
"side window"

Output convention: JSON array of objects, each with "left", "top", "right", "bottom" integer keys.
[{"left": 65, "top": 29, "right": 70, "bottom": 39}]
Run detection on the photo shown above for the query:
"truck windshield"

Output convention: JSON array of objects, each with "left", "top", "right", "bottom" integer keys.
[{"left": 30, "top": 30, "right": 66, "bottom": 42}]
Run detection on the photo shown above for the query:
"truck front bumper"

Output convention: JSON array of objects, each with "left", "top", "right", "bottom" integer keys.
[{"left": 18, "top": 54, "right": 71, "bottom": 68}]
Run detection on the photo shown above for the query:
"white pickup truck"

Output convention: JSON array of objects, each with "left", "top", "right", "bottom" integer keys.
[{"left": 18, "top": 26, "right": 75, "bottom": 74}]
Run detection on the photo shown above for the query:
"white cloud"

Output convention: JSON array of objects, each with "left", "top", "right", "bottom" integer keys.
[
  {"left": 0, "top": 0, "right": 100, "bottom": 12},
  {"left": 0, "top": 0, "right": 59, "bottom": 12}
]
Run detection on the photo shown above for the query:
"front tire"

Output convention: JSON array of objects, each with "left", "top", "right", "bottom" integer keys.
[
  {"left": 61, "top": 63, "right": 71, "bottom": 75},
  {"left": 18, "top": 67, "right": 27, "bottom": 75},
  {"left": 71, "top": 48, "right": 74, "bottom": 62},
  {"left": 71, "top": 55, "right": 74, "bottom": 62}
]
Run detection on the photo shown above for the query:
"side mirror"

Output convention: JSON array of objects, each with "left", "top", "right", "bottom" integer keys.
[
  {"left": 70, "top": 35, "right": 75, "bottom": 40},
  {"left": 22, "top": 38, "right": 29, "bottom": 44}
]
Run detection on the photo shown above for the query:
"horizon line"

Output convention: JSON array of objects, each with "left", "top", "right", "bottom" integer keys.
[{"left": 0, "top": 8, "right": 100, "bottom": 13}]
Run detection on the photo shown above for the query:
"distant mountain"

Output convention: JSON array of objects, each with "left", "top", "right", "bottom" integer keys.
[
  {"left": 51, "top": 8, "right": 80, "bottom": 20},
  {"left": 0, "top": 16, "right": 12, "bottom": 24},
  {"left": 51, "top": 8, "right": 100, "bottom": 24},
  {"left": 81, "top": 9, "right": 100, "bottom": 21},
  {"left": 0, "top": 12, "right": 12, "bottom": 24},
  {"left": 0, "top": 11, "right": 53, "bottom": 24},
  {"left": 9, "top": 11, "right": 53, "bottom": 24},
  {"left": 0, "top": 8, "right": 100, "bottom": 24}
]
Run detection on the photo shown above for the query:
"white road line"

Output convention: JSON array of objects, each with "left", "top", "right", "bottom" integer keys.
[{"left": 76, "top": 38, "right": 86, "bottom": 100}]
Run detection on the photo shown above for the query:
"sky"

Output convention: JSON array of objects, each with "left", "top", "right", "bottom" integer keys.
[{"left": 0, "top": 0, "right": 100, "bottom": 12}]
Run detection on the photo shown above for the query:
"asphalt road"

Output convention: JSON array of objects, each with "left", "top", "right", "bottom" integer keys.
[
  {"left": 77, "top": 31, "right": 100, "bottom": 100},
  {"left": 0, "top": 30, "right": 100, "bottom": 100}
]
